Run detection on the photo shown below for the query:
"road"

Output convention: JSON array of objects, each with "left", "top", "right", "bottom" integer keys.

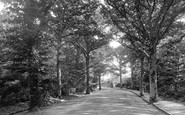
[{"left": 17, "top": 87, "right": 165, "bottom": 115}]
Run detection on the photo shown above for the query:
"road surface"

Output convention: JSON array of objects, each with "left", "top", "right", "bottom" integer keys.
[{"left": 17, "top": 87, "right": 165, "bottom": 115}]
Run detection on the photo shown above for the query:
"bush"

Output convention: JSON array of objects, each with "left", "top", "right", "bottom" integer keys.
[
  {"left": 90, "top": 83, "right": 97, "bottom": 91},
  {"left": 123, "top": 78, "right": 132, "bottom": 89},
  {"left": 0, "top": 80, "right": 22, "bottom": 106},
  {"left": 76, "top": 82, "right": 86, "bottom": 93},
  {"left": 115, "top": 83, "right": 122, "bottom": 88},
  {"left": 3, "top": 92, "right": 17, "bottom": 105},
  {"left": 61, "top": 85, "right": 70, "bottom": 96}
]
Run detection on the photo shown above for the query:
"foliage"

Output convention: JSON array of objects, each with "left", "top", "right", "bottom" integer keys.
[
  {"left": 1, "top": 0, "right": 185, "bottom": 110},
  {"left": 70, "top": 0, "right": 109, "bottom": 94},
  {"left": 103, "top": 0, "right": 185, "bottom": 102},
  {"left": 157, "top": 38, "right": 185, "bottom": 100},
  {"left": 106, "top": 46, "right": 128, "bottom": 76},
  {"left": 60, "top": 44, "right": 86, "bottom": 95},
  {"left": 0, "top": 0, "right": 53, "bottom": 109}
]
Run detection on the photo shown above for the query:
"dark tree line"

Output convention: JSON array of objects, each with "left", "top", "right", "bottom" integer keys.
[{"left": 0, "top": 0, "right": 109, "bottom": 110}]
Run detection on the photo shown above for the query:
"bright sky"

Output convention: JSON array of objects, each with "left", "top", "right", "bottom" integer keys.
[
  {"left": 0, "top": 2, "right": 4, "bottom": 12},
  {"left": 109, "top": 41, "right": 121, "bottom": 48},
  {"left": 99, "top": 0, "right": 105, "bottom": 5}
]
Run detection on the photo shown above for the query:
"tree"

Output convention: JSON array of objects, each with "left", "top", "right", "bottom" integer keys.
[
  {"left": 106, "top": 46, "right": 128, "bottom": 88},
  {"left": 91, "top": 47, "right": 108, "bottom": 90},
  {"left": 45, "top": 0, "right": 83, "bottom": 97},
  {"left": 58, "top": 42, "right": 86, "bottom": 95},
  {"left": 139, "top": 55, "right": 144, "bottom": 96},
  {"left": 157, "top": 34, "right": 185, "bottom": 99},
  {"left": 71, "top": 0, "right": 109, "bottom": 94},
  {"left": 105, "top": 0, "right": 185, "bottom": 103},
  {"left": 2, "top": 0, "right": 52, "bottom": 110},
  {"left": 46, "top": 5, "right": 66, "bottom": 98}
]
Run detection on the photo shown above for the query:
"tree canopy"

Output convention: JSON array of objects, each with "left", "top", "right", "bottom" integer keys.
[{"left": 1, "top": 0, "right": 185, "bottom": 111}]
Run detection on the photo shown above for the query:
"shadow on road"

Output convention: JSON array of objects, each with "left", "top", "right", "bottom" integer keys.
[{"left": 16, "top": 87, "right": 165, "bottom": 115}]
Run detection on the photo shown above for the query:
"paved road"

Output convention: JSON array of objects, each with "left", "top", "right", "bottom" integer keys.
[{"left": 17, "top": 87, "right": 165, "bottom": 115}]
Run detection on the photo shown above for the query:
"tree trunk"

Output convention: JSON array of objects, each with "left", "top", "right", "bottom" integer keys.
[
  {"left": 75, "top": 48, "right": 80, "bottom": 66},
  {"left": 29, "top": 71, "right": 40, "bottom": 111},
  {"left": 28, "top": 48, "right": 39, "bottom": 111},
  {"left": 85, "top": 53, "right": 90, "bottom": 94},
  {"left": 139, "top": 56, "right": 144, "bottom": 97},
  {"left": 149, "top": 47, "right": 158, "bottom": 103},
  {"left": 130, "top": 63, "right": 134, "bottom": 89},
  {"left": 119, "top": 61, "right": 122, "bottom": 88},
  {"left": 99, "top": 74, "right": 101, "bottom": 90},
  {"left": 56, "top": 51, "right": 62, "bottom": 98}
]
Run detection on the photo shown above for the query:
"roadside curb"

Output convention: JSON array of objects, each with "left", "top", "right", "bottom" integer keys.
[
  {"left": 126, "top": 89, "right": 171, "bottom": 115},
  {"left": 9, "top": 109, "right": 28, "bottom": 115}
]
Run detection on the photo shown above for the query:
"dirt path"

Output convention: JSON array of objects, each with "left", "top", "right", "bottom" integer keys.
[{"left": 16, "top": 87, "right": 165, "bottom": 115}]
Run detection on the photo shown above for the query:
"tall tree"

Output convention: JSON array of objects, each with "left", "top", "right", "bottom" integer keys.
[
  {"left": 46, "top": 0, "right": 76, "bottom": 98},
  {"left": 71, "top": 0, "right": 109, "bottom": 94},
  {"left": 105, "top": 0, "right": 185, "bottom": 103},
  {"left": 106, "top": 46, "right": 129, "bottom": 88},
  {"left": 2, "top": 0, "right": 52, "bottom": 110},
  {"left": 157, "top": 34, "right": 185, "bottom": 98},
  {"left": 91, "top": 47, "right": 108, "bottom": 90}
]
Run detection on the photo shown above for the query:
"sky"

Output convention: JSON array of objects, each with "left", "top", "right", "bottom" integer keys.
[
  {"left": 99, "top": 0, "right": 105, "bottom": 5},
  {"left": 0, "top": 2, "right": 4, "bottom": 12},
  {"left": 109, "top": 41, "right": 121, "bottom": 48}
]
